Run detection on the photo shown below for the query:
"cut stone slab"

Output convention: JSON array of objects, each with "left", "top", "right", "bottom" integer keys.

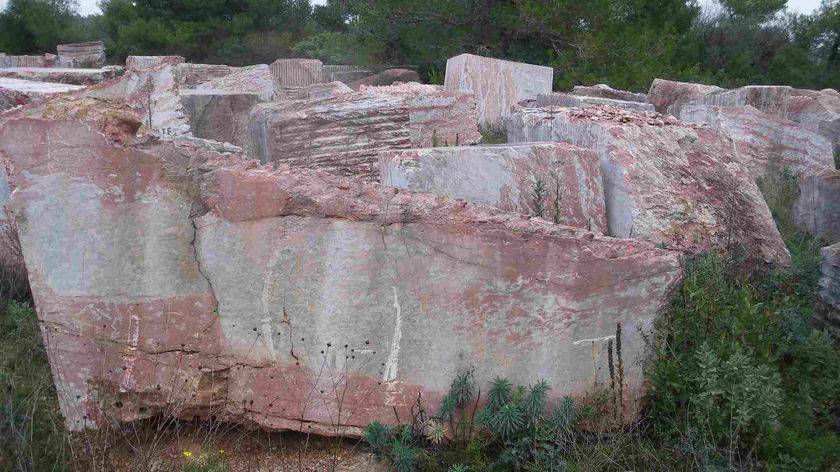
[
  {"left": 816, "top": 243, "right": 840, "bottom": 337},
  {"left": 364, "top": 82, "right": 481, "bottom": 147},
  {"left": 0, "top": 67, "right": 117, "bottom": 86},
  {"left": 190, "top": 64, "right": 281, "bottom": 102},
  {"left": 793, "top": 170, "right": 840, "bottom": 244},
  {"left": 647, "top": 78, "right": 724, "bottom": 113},
  {"left": 0, "top": 77, "right": 83, "bottom": 112},
  {"left": 0, "top": 102, "right": 684, "bottom": 433},
  {"left": 271, "top": 59, "right": 325, "bottom": 98},
  {"left": 444, "top": 53, "right": 553, "bottom": 128},
  {"left": 307, "top": 81, "right": 353, "bottom": 100},
  {"left": 522, "top": 92, "right": 655, "bottom": 112},
  {"left": 571, "top": 84, "right": 648, "bottom": 103},
  {"left": 507, "top": 105, "right": 791, "bottom": 266},
  {"left": 180, "top": 90, "right": 260, "bottom": 148},
  {"left": 348, "top": 69, "right": 420, "bottom": 90},
  {"left": 675, "top": 85, "right": 840, "bottom": 153},
  {"left": 675, "top": 103, "right": 835, "bottom": 177},
  {"left": 56, "top": 41, "right": 106, "bottom": 68},
  {"left": 126, "top": 55, "right": 186, "bottom": 70},
  {"left": 248, "top": 91, "right": 412, "bottom": 179},
  {"left": 379, "top": 143, "right": 607, "bottom": 232}
]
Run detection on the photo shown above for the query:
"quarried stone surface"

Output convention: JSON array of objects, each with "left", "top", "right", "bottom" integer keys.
[
  {"left": 379, "top": 143, "right": 607, "bottom": 232},
  {"left": 126, "top": 55, "right": 186, "bottom": 70},
  {"left": 248, "top": 91, "right": 412, "bottom": 179},
  {"left": 365, "top": 83, "right": 481, "bottom": 147},
  {"left": 816, "top": 243, "right": 840, "bottom": 336},
  {"left": 0, "top": 77, "right": 83, "bottom": 112},
  {"left": 523, "top": 92, "right": 655, "bottom": 113},
  {"left": 180, "top": 90, "right": 259, "bottom": 148},
  {"left": 793, "top": 170, "right": 840, "bottom": 244},
  {"left": 56, "top": 41, "right": 106, "bottom": 68},
  {"left": 444, "top": 54, "right": 553, "bottom": 127},
  {"left": 675, "top": 104, "right": 835, "bottom": 177},
  {"left": 348, "top": 69, "right": 421, "bottom": 90},
  {"left": 0, "top": 103, "right": 684, "bottom": 433},
  {"left": 0, "top": 67, "right": 117, "bottom": 86},
  {"left": 191, "top": 64, "right": 281, "bottom": 101},
  {"left": 307, "top": 81, "right": 353, "bottom": 100},
  {"left": 507, "top": 105, "right": 791, "bottom": 266},
  {"left": 270, "top": 59, "right": 325, "bottom": 97},
  {"left": 647, "top": 78, "right": 724, "bottom": 113},
  {"left": 571, "top": 84, "right": 648, "bottom": 103}
]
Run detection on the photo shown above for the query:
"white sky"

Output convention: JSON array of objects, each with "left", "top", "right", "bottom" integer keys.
[{"left": 0, "top": 0, "right": 826, "bottom": 17}]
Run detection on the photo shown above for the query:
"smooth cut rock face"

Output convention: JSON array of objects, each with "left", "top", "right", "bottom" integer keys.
[
  {"left": 524, "top": 92, "right": 655, "bottom": 113},
  {"left": 365, "top": 83, "right": 481, "bottom": 147},
  {"left": 1, "top": 103, "right": 684, "bottom": 434},
  {"left": 0, "top": 67, "right": 117, "bottom": 86},
  {"left": 816, "top": 243, "right": 840, "bottom": 337},
  {"left": 647, "top": 78, "right": 724, "bottom": 113},
  {"left": 180, "top": 90, "right": 260, "bottom": 148},
  {"left": 248, "top": 91, "right": 412, "bottom": 179},
  {"left": 379, "top": 143, "right": 607, "bottom": 233},
  {"left": 56, "top": 41, "right": 106, "bottom": 68},
  {"left": 507, "top": 105, "right": 791, "bottom": 266},
  {"left": 793, "top": 170, "right": 840, "bottom": 245},
  {"left": 571, "top": 84, "right": 648, "bottom": 103},
  {"left": 444, "top": 54, "right": 553, "bottom": 128},
  {"left": 675, "top": 104, "right": 835, "bottom": 177},
  {"left": 0, "top": 77, "right": 83, "bottom": 112}
]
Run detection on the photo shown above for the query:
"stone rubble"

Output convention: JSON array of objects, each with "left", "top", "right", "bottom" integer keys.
[{"left": 348, "top": 69, "right": 421, "bottom": 90}]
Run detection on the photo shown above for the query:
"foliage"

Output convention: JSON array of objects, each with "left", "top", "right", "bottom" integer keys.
[{"left": 182, "top": 452, "right": 230, "bottom": 472}]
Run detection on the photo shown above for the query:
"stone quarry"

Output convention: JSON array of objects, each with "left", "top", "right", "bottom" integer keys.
[{"left": 0, "top": 48, "right": 838, "bottom": 437}]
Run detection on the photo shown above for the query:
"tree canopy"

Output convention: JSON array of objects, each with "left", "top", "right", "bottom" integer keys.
[{"left": 0, "top": 0, "right": 837, "bottom": 91}]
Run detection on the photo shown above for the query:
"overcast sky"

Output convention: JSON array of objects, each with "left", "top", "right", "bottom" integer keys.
[{"left": 0, "top": 0, "right": 826, "bottom": 17}]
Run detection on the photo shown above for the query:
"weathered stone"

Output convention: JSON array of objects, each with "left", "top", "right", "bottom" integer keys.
[
  {"left": 190, "top": 64, "right": 281, "bottom": 101},
  {"left": 126, "top": 55, "right": 186, "bottom": 70},
  {"left": 676, "top": 85, "right": 840, "bottom": 153},
  {"left": 0, "top": 77, "right": 83, "bottom": 112},
  {"left": 444, "top": 53, "right": 553, "bottom": 128},
  {"left": 0, "top": 54, "right": 50, "bottom": 68},
  {"left": 248, "top": 91, "right": 412, "bottom": 179},
  {"left": 0, "top": 67, "right": 117, "bottom": 86},
  {"left": 180, "top": 90, "right": 260, "bottom": 148},
  {"left": 364, "top": 82, "right": 481, "bottom": 147},
  {"left": 571, "top": 84, "right": 648, "bottom": 103},
  {"left": 647, "top": 78, "right": 724, "bottom": 113},
  {"left": 348, "top": 69, "right": 421, "bottom": 90},
  {"left": 816, "top": 243, "right": 840, "bottom": 336},
  {"left": 56, "top": 41, "right": 106, "bottom": 68},
  {"left": 793, "top": 170, "right": 840, "bottom": 244},
  {"left": 507, "top": 105, "right": 790, "bottom": 266},
  {"left": 270, "top": 59, "right": 325, "bottom": 98},
  {"left": 522, "top": 92, "right": 655, "bottom": 113},
  {"left": 379, "top": 143, "right": 607, "bottom": 232},
  {"left": 307, "top": 81, "right": 353, "bottom": 100},
  {"left": 0, "top": 105, "right": 684, "bottom": 434},
  {"left": 675, "top": 104, "right": 835, "bottom": 177},
  {"left": 174, "top": 63, "right": 240, "bottom": 87}
]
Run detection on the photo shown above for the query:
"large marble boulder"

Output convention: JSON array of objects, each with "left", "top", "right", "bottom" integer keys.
[
  {"left": 0, "top": 99, "right": 684, "bottom": 435},
  {"left": 379, "top": 143, "right": 607, "bottom": 233},
  {"left": 0, "top": 67, "right": 117, "bottom": 86},
  {"left": 816, "top": 243, "right": 840, "bottom": 337},
  {"left": 444, "top": 54, "right": 553, "bottom": 128},
  {"left": 647, "top": 78, "right": 724, "bottom": 113},
  {"left": 365, "top": 82, "right": 481, "bottom": 147},
  {"left": 507, "top": 105, "right": 790, "bottom": 266},
  {"left": 126, "top": 55, "right": 186, "bottom": 70}
]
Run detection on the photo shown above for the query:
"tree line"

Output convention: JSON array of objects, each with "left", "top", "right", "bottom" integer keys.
[{"left": 0, "top": 0, "right": 838, "bottom": 91}]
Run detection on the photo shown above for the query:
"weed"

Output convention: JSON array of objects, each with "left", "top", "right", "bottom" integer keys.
[{"left": 479, "top": 124, "right": 507, "bottom": 144}]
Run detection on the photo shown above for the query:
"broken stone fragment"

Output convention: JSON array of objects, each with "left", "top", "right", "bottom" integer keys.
[
  {"left": 364, "top": 82, "right": 481, "bottom": 147},
  {"left": 507, "top": 104, "right": 791, "bottom": 267},
  {"left": 571, "top": 84, "right": 649, "bottom": 103},
  {"left": 248, "top": 90, "right": 413, "bottom": 179},
  {"left": 444, "top": 53, "right": 553, "bottom": 128},
  {"left": 0, "top": 100, "right": 684, "bottom": 434},
  {"left": 816, "top": 243, "right": 840, "bottom": 337},
  {"left": 379, "top": 143, "right": 607, "bottom": 233},
  {"left": 348, "top": 68, "right": 421, "bottom": 90},
  {"left": 647, "top": 78, "right": 724, "bottom": 113},
  {"left": 522, "top": 92, "right": 655, "bottom": 113}
]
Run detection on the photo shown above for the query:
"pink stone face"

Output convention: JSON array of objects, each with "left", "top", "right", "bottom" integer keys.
[
  {"left": 507, "top": 105, "right": 791, "bottom": 267},
  {"left": 379, "top": 143, "right": 607, "bottom": 233},
  {"left": 647, "top": 78, "right": 724, "bottom": 113},
  {"left": 1, "top": 101, "right": 684, "bottom": 434}
]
